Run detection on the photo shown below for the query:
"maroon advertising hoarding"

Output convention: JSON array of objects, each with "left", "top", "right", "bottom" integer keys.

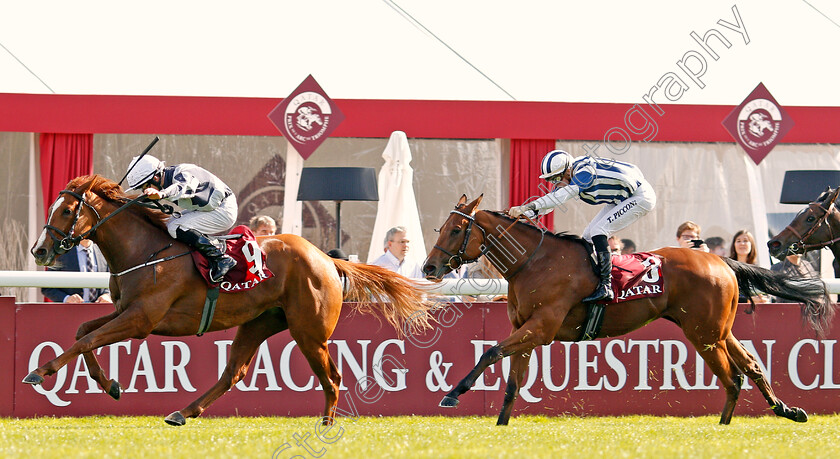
[{"left": 2, "top": 295, "right": 839, "bottom": 419}]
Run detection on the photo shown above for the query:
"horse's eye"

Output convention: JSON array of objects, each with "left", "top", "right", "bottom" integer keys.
[
  {"left": 807, "top": 216, "right": 816, "bottom": 223},
  {"left": 62, "top": 208, "right": 72, "bottom": 216},
  {"left": 451, "top": 228, "right": 461, "bottom": 236}
]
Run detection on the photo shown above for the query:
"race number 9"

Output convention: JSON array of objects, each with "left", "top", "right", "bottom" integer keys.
[{"left": 242, "top": 240, "right": 265, "bottom": 276}]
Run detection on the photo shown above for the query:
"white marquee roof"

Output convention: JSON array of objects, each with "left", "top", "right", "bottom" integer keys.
[{"left": 1, "top": 1, "right": 838, "bottom": 106}]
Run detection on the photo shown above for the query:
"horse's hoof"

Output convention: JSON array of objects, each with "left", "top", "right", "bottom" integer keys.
[
  {"left": 439, "top": 396, "right": 460, "bottom": 408},
  {"left": 107, "top": 380, "right": 121, "bottom": 400},
  {"left": 164, "top": 412, "right": 186, "bottom": 426},
  {"left": 793, "top": 408, "right": 808, "bottom": 423},
  {"left": 22, "top": 372, "right": 44, "bottom": 385}
]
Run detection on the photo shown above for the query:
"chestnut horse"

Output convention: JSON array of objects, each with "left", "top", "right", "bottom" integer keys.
[
  {"left": 768, "top": 187, "right": 840, "bottom": 263},
  {"left": 27, "top": 175, "right": 432, "bottom": 426},
  {"left": 423, "top": 195, "right": 834, "bottom": 425}
]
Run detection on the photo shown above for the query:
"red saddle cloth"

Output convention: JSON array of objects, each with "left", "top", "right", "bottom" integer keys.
[
  {"left": 190, "top": 225, "right": 274, "bottom": 292},
  {"left": 602, "top": 252, "right": 664, "bottom": 304}
]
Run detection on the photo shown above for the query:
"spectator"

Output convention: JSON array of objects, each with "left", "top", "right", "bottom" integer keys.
[
  {"left": 249, "top": 215, "right": 277, "bottom": 236},
  {"left": 370, "top": 226, "right": 423, "bottom": 278},
  {"left": 770, "top": 254, "right": 817, "bottom": 303},
  {"left": 42, "top": 239, "right": 111, "bottom": 303},
  {"left": 729, "top": 229, "right": 767, "bottom": 303},
  {"left": 676, "top": 221, "right": 709, "bottom": 252},
  {"left": 620, "top": 238, "right": 636, "bottom": 255},
  {"left": 608, "top": 236, "right": 623, "bottom": 256},
  {"left": 729, "top": 230, "right": 758, "bottom": 264},
  {"left": 705, "top": 236, "right": 727, "bottom": 256}
]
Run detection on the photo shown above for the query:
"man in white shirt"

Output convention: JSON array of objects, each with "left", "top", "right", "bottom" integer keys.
[{"left": 370, "top": 226, "right": 424, "bottom": 278}]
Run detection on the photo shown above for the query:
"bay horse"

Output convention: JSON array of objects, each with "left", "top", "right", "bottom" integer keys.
[
  {"left": 423, "top": 195, "right": 835, "bottom": 425},
  {"left": 768, "top": 187, "right": 840, "bottom": 262},
  {"left": 27, "top": 175, "right": 432, "bottom": 426}
]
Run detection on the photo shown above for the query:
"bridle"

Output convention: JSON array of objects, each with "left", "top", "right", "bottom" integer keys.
[
  {"left": 433, "top": 209, "right": 545, "bottom": 280},
  {"left": 784, "top": 192, "right": 840, "bottom": 254},
  {"left": 43, "top": 190, "right": 102, "bottom": 254},
  {"left": 433, "top": 210, "right": 489, "bottom": 270},
  {"left": 43, "top": 188, "right": 173, "bottom": 255}
]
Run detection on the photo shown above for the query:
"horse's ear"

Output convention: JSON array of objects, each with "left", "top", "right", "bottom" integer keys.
[
  {"left": 457, "top": 194, "right": 468, "bottom": 207},
  {"left": 467, "top": 194, "right": 484, "bottom": 215},
  {"left": 829, "top": 187, "right": 840, "bottom": 205}
]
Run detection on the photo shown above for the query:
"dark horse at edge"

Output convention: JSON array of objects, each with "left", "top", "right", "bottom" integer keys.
[
  {"left": 769, "top": 187, "right": 840, "bottom": 266},
  {"left": 423, "top": 195, "right": 835, "bottom": 425}
]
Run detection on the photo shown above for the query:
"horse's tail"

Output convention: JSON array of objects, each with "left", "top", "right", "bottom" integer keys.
[
  {"left": 332, "top": 259, "right": 434, "bottom": 337},
  {"left": 722, "top": 257, "right": 835, "bottom": 336}
]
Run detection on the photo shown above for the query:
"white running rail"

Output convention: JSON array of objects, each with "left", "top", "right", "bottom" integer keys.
[{"left": 3, "top": 271, "right": 840, "bottom": 295}]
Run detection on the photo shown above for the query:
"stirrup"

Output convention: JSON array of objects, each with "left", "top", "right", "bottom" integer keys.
[{"left": 209, "top": 256, "right": 236, "bottom": 283}]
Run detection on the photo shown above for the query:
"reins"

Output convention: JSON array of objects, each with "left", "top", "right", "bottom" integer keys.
[
  {"left": 435, "top": 209, "right": 545, "bottom": 280},
  {"left": 497, "top": 214, "right": 545, "bottom": 281},
  {"left": 44, "top": 191, "right": 173, "bottom": 253},
  {"left": 44, "top": 183, "right": 185, "bottom": 278}
]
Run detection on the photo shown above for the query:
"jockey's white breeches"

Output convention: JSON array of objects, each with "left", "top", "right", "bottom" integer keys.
[
  {"left": 166, "top": 195, "right": 238, "bottom": 238},
  {"left": 582, "top": 181, "right": 656, "bottom": 242}
]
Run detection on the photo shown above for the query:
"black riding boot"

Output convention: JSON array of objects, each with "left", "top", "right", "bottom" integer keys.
[
  {"left": 176, "top": 228, "right": 236, "bottom": 283},
  {"left": 583, "top": 236, "right": 614, "bottom": 303}
]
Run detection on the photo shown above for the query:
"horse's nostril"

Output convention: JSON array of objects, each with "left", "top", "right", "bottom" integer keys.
[
  {"left": 422, "top": 264, "right": 435, "bottom": 275},
  {"left": 767, "top": 241, "right": 781, "bottom": 250}
]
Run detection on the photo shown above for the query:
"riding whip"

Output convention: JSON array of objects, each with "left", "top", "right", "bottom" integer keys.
[{"left": 117, "top": 136, "right": 160, "bottom": 186}]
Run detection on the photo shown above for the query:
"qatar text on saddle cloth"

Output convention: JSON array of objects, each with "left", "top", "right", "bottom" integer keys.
[
  {"left": 190, "top": 225, "right": 274, "bottom": 292},
  {"left": 601, "top": 252, "right": 664, "bottom": 304}
]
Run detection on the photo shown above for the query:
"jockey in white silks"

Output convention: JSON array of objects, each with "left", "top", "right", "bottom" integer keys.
[
  {"left": 509, "top": 150, "right": 656, "bottom": 302},
  {"left": 125, "top": 155, "right": 238, "bottom": 283}
]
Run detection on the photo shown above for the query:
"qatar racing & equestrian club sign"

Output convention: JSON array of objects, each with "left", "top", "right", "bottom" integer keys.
[
  {"left": 722, "top": 82, "right": 794, "bottom": 165},
  {"left": 268, "top": 75, "right": 345, "bottom": 160}
]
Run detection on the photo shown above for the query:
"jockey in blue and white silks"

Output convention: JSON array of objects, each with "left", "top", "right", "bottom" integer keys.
[{"left": 509, "top": 150, "right": 656, "bottom": 302}]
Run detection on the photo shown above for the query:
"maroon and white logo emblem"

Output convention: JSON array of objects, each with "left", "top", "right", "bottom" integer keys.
[
  {"left": 268, "top": 75, "right": 345, "bottom": 160},
  {"left": 722, "top": 83, "right": 794, "bottom": 165}
]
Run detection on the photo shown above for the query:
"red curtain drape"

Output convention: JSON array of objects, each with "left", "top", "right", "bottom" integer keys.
[
  {"left": 39, "top": 133, "right": 94, "bottom": 219},
  {"left": 510, "top": 139, "right": 555, "bottom": 231}
]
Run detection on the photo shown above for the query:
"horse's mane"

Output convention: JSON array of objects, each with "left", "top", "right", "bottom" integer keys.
[
  {"left": 68, "top": 174, "right": 169, "bottom": 229},
  {"left": 481, "top": 209, "right": 591, "bottom": 248}
]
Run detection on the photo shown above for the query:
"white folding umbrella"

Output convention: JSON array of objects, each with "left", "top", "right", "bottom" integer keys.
[{"left": 366, "top": 131, "right": 427, "bottom": 265}]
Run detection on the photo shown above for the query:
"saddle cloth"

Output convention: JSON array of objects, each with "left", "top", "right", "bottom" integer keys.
[
  {"left": 190, "top": 225, "right": 274, "bottom": 291},
  {"left": 600, "top": 252, "right": 664, "bottom": 304}
]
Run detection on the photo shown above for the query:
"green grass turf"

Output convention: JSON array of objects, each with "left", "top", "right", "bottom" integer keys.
[{"left": 1, "top": 414, "right": 839, "bottom": 458}]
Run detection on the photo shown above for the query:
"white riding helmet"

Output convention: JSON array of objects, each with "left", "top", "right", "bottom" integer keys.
[
  {"left": 126, "top": 155, "right": 165, "bottom": 190},
  {"left": 539, "top": 150, "right": 572, "bottom": 180}
]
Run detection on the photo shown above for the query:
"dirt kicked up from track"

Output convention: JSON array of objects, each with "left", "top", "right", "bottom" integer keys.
[{"left": 1, "top": 414, "right": 839, "bottom": 458}]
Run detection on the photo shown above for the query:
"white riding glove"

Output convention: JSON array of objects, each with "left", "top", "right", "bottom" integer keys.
[{"left": 508, "top": 203, "right": 536, "bottom": 219}]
